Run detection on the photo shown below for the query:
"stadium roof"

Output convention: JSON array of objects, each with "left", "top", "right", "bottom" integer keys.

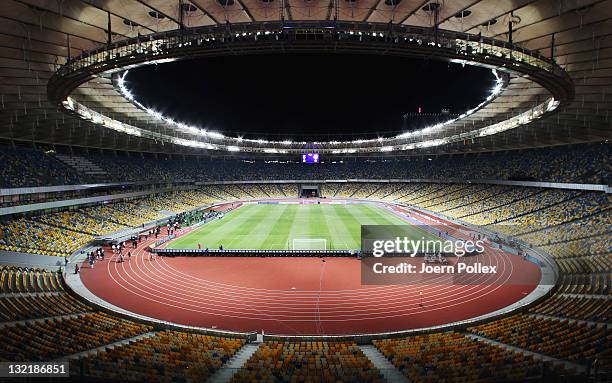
[{"left": 0, "top": 0, "right": 610, "bottom": 157}]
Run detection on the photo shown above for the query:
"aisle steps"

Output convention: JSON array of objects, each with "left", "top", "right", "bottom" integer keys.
[
  {"left": 207, "top": 343, "right": 261, "bottom": 383},
  {"left": 55, "top": 154, "right": 108, "bottom": 179},
  {"left": 464, "top": 333, "right": 586, "bottom": 374},
  {"left": 360, "top": 344, "right": 410, "bottom": 383},
  {"left": 61, "top": 331, "right": 158, "bottom": 360}
]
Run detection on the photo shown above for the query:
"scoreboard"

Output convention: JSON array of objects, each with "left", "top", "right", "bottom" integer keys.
[{"left": 301, "top": 153, "right": 320, "bottom": 164}]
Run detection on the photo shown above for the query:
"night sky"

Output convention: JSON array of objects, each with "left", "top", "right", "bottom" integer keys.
[{"left": 125, "top": 54, "right": 494, "bottom": 141}]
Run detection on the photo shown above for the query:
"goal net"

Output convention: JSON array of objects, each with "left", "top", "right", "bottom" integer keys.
[{"left": 291, "top": 238, "right": 328, "bottom": 250}]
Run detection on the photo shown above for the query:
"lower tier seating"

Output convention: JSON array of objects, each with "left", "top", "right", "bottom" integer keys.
[
  {"left": 0, "top": 312, "right": 152, "bottom": 361},
  {"left": 0, "top": 293, "right": 90, "bottom": 322},
  {"left": 74, "top": 330, "right": 245, "bottom": 382},
  {"left": 529, "top": 295, "right": 610, "bottom": 323},
  {"left": 374, "top": 332, "right": 563, "bottom": 383},
  {"left": 468, "top": 314, "right": 610, "bottom": 368},
  {"left": 0, "top": 266, "right": 63, "bottom": 293},
  {"left": 231, "top": 341, "right": 385, "bottom": 383}
]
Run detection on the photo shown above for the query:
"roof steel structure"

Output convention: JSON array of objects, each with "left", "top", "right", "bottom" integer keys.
[{"left": 0, "top": 0, "right": 610, "bottom": 157}]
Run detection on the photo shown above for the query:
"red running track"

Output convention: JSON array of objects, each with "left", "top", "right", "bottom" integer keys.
[{"left": 80, "top": 233, "right": 540, "bottom": 335}]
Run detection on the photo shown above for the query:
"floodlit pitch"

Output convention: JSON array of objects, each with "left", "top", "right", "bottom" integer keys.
[{"left": 167, "top": 203, "right": 436, "bottom": 250}]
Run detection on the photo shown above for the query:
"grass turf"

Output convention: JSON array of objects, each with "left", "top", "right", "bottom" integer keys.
[{"left": 167, "top": 203, "right": 437, "bottom": 250}]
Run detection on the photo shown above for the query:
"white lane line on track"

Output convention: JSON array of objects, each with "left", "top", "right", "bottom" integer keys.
[
  {"left": 141, "top": 247, "right": 512, "bottom": 319},
  {"left": 316, "top": 259, "right": 326, "bottom": 334},
  {"left": 155, "top": 206, "right": 505, "bottom": 295},
  {"left": 87, "top": 226, "right": 524, "bottom": 328},
  {"left": 98, "top": 234, "right": 520, "bottom": 322},
  {"left": 147, "top": 250, "right": 504, "bottom": 307},
  {"left": 156, "top": 241, "right": 510, "bottom": 297},
  {"left": 155, "top": 248, "right": 490, "bottom": 295},
  {"left": 117, "top": 236, "right": 304, "bottom": 333},
  {"left": 120, "top": 234, "right": 509, "bottom": 309}
]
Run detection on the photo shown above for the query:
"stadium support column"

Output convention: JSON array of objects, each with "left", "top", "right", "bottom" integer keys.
[
  {"left": 550, "top": 33, "right": 555, "bottom": 61},
  {"left": 432, "top": 4, "right": 440, "bottom": 45},
  {"left": 66, "top": 34, "right": 71, "bottom": 63},
  {"left": 107, "top": 11, "right": 112, "bottom": 45},
  {"left": 334, "top": 0, "right": 339, "bottom": 22},
  {"left": 178, "top": 0, "right": 185, "bottom": 32},
  {"left": 508, "top": 12, "right": 513, "bottom": 44}
]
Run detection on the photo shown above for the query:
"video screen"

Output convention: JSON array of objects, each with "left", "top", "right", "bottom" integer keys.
[{"left": 301, "top": 152, "right": 320, "bottom": 164}]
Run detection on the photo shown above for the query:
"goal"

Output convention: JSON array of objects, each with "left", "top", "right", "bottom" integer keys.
[{"left": 291, "top": 238, "right": 328, "bottom": 250}]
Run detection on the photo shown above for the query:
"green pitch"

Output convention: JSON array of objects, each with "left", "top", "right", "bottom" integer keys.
[{"left": 167, "top": 203, "right": 433, "bottom": 250}]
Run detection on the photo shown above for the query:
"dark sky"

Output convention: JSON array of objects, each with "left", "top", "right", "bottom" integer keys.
[{"left": 125, "top": 54, "right": 494, "bottom": 140}]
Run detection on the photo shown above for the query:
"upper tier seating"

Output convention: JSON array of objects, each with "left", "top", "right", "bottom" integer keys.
[
  {"left": 0, "top": 143, "right": 608, "bottom": 188},
  {"left": 0, "top": 147, "right": 84, "bottom": 188}
]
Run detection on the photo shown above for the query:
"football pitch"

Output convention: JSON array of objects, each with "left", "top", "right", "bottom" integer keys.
[{"left": 167, "top": 203, "right": 436, "bottom": 250}]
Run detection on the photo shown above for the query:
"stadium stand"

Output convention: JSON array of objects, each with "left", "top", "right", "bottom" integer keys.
[
  {"left": 85, "top": 143, "right": 611, "bottom": 184},
  {"left": 0, "top": 266, "right": 63, "bottom": 293},
  {"left": 0, "top": 218, "right": 93, "bottom": 257},
  {"left": 0, "top": 293, "right": 90, "bottom": 322},
  {"left": 0, "top": 312, "right": 152, "bottom": 361},
  {"left": 373, "top": 332, "right": 566, "bottom": 382},
  {"left": 0, "top": 145, "right": 609, "bottom": 382},
  {"left": 34, "top": 210, "right": 130, "bottom": 237},
  {"left": 257, "top": 184, "right": 287, "bottom": 199},
  {"left": 75, "top": 330, "right": 245, "bottom": 382},
  {"left": 558, "top": 273, "right": 611, "bottom": 296},
  {"left": 231, "top": 341, "right": 385, "bottom": 383},
  {"left": 529, "top": 296, "right": 610, "bottom": 323},
  {"left": 1, "top": 0, "right": 611, "bottom": 379},
  {"left": 0, "top": 147, "right": 84, "bottom": 188},
  {"left": 0, "top": 266, "right": 152, "bottom": 362},
  {"left": 0, "top": 190, "right": 220, "bottom": 257},
  {"left": 0, "top": 143, "right": 608, "bottom": 188},
  {"left": 0, "top": 265, "right": 249, "bottom": 381},
  {"left": 467, "top": 315, "right": 610, "bottom": 368}
]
